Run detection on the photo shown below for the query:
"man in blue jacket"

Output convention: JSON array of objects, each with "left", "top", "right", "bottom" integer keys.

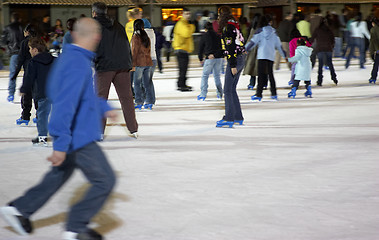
[{"left": 0, "top": 18, "right": 116, "bottom": 240}]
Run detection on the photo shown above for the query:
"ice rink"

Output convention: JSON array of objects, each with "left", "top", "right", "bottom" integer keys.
[{"left": 0, "top": 56, "right": 378, "bottom": 240}]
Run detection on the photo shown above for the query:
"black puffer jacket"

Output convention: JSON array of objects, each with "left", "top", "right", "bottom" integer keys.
[
  {"left": 198, "top": 30, "right": 223, "bottom": 61},
  {"left": 20, "top": 52, "right": 54, "bottom": 100},
  {"left": 94, "top": 14, "right": 132, "bottom": 72},
  {"left": 1, "top": 21, "right": 24, "bottom": 55}
]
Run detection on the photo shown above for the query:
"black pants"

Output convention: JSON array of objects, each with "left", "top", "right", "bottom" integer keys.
[
  {"left": 21, "top": 91, "right": 37, "bottom": 120},
  {"left": 292, "top": 80, "right": 311, "bottom": 89},
  {"left": 371, "top": 53, "right": 379, "bottom": 80},
  {"left": 176, "top": 51, "right": 189, "bottom": 88},
  {"left": 256, "top": 59, "right": 276, "bottom": 97}
]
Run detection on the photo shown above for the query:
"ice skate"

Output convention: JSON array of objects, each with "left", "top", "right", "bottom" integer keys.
[
  {"left": 16, "top": 117, "right": 29, "bottom": 126},
  {"left": 0, "top": 204, "right": 33, "bottom": 236},
  {"left": 32, "top": 136, "right": 49, "bottom": 147},
  {"left": 288, "top": 87, "right": 297, "bottom": 99},
  {"left": 130, "top": 131, "right": 138, "bottom": 139},
  {"left": 33, "top": 117, "right": 37, "bottom": 124},
  {"left": 216, "top": 120, "right": 234, "bottom": 128},
  {"left": 369, "top": 79, "right": 376, "bottom": 84},
  {"left": 7, "top": 95, "right": 14, "bottom": 103},
  {"left": 216, "top": 94, "right": 222, "bottom": 100},
  {"left": 234, "top": 120, "right": 244, "bottom": 125},
  {"left": 251, "top": 95, "right": 262, "bottom": 102},
  {"left": 144, "top": 103, "right": 153, "bottom": 110},
  {"left": 333, "top": 79, "right": 338, "bottom": 85},
  {"left": 197, "top": 95, "right": 206, "bottom": 101},
  {"left": 247, "top": 84, "right": 254, "bottom": 90},
  {"left": 134, "top": 104, "right": 143, "bottom": 110},
  {"left": 63, "top": 229, "right": 103, "bottom": 240},
  {"left": 304, "top": 86, "right": 312, "bottom": 98},
  {"left": 271, "top": 95, "right": 278, "bottom": 101}
]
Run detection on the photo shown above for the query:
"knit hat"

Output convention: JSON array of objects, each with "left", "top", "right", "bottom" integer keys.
[{"left": 142, "top": 18, "right": 151, "bottom": 29}]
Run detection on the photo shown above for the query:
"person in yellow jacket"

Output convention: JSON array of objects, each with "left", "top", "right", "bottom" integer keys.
[
  {"left": 125, "top": 7, "right": 142, "bottom": 42},
  {"left": 172, "top": 7, "right": 195, "bottom": 91}
]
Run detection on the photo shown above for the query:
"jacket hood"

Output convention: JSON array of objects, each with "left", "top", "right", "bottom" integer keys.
[
  {"left": 33, "top": 52, "right": 54, "bottom": 65},
  {"left": 262, "top": 26, "right": 276, "bottom": 40},
  {"left": 296, "top": 46, "right": 313, "bottom": 57},
  {"left": 95, "top": 15, "right": 114, "bottom": 29}
]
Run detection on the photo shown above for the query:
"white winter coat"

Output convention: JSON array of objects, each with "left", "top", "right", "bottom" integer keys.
[{"left": 288, "top": 45, "right": 313, "bottom": 81}]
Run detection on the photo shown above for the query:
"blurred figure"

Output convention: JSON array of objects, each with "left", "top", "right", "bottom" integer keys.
[
  {"left": 39, "top": 15, "right": 51, "bottom": 42},
  {"left": 345, "top": 12, "right": 370, "bottom": 69},
  {"left": 162, "top": 16, "right": 175, "bottom": 62},
  {"left": 275, "top": 12, "right": 294, "bottom": 70},
  {"left": 327, "top": 12, "right": 342, "bottom": 57},
  {"left": 172, "top": 7, "right": 195, "bottom": 91},
  {"left": 143, "top": 19, "right": 158, "bottom": 107},
  {"left": 63, "top": 18, "right": 77, "bottom": 45},
  {"left": 1, "top": 12, "right": 24, "bottom": 103},
  {"left": 197, "top": 21, "right": 223, "bottom": 101},
  {"left": 154, "top": 26, "right": 166, "bottom": 73},
  {"left": 93, "top": 2, "right": 138, "bottom": 138},
  {"left": 296, "top": 13, "right": 311, "bottom": 38},
  {"left": 125, "top": 7, "right": 143, "bottom": 42},
  {"left": 51, "top": 19, "right": 64, "bottom": 52},
  {"left": 369, "top": 17, "right": 379, "bottom": 84}
]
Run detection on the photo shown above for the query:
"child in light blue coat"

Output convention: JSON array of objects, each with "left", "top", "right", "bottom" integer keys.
[{"left": 288, "top": 38, "right": 313, "bottom": 98}]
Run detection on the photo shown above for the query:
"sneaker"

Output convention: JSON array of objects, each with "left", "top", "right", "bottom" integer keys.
[
  {"left": 7, "top": 95, "right": 14, "bottom": 103},
  {"left": 63, "top": 229, "right": 103, "bottom": 240},
  {"left": 32, "top": 136, "right": 48, "bottom": 146},
  {"left": 197, "top": 95, "right": 206, "bottom": 101},
  {"left": 0, "top": 205, "right": 33, "bottom": 235},
  {"left": 251, "top": 95, "right": 262, "bottom": 102},
  {"left": 16, "top": 117, "right": 30, "bottom": 126}
]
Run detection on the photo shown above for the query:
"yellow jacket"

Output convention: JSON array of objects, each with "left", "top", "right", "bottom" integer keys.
[
  {"left": 172, "top": 18, "right": 195, "bottom": 53},
  {"left": 125, "top": 20, "right": 135, "bottom": 42}
]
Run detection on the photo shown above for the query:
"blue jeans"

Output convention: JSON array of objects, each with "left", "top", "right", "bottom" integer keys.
[
  {"left": 11, "top": 142, "right": 116, "bottom": 233},
  {"left": 134, "top": 66, "right": 153, "bottom": 105},
  {"left": 317, "top": 52, "right": 337, "bottom": 83},
  {"left": 36, "top": 98, "right": 51, "bottom": 136},
  {"left": 223, "top": 55, "right": 244, "bottom": 121},
  {"left": 334, "top": 37, "right": 342, "bottom": 57},
  {"left": 148, "top": 60, "right": 157, "bottom": 104},
  {"left": 8, "top": 54, "right": 18, "bottom": 96},
  {"left": 370, "top": 52, "right": 379, "bottom": 80},
  {"left": 200, "top": 58, "right": 223, "bottom": 98},
  {"left": 346, "top": 37, "right": 365, "bottom": 68}
]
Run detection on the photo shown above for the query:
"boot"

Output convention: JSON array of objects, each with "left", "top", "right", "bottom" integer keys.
[
  {"left": 288, "top": 87, "right": 297, "bottom": 98},
  {"left": 304, "top": 86, "right": 312, "bottom": 98}
]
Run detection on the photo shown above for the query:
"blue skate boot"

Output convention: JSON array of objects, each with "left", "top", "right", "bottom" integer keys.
[
  {"left": 134, "top": 104, "right": 143, "bottom": 110},
  {"left": 7, "top": 95, "right": 14, "bottom": 103},
  {"left": 271, "top": 95, "right": 278, "bottom": 101},
  {"left": 304, "top": 86, "right": 312, "bottom": 98},
  {"left": 33, "top": 118, "right": 37, "bottom": 124},
  {"left": 197, "top": 95, "right": 206, "bottom": 101},
  {"left": 216, "top": 120, "right": 234, "bottom": 128},
  {"left": 144, "top": 103, "right": 153, "bottom": 110},
  {"left": 234, "top": 120, "right": 244, "bottom": 125},
  {"left": 369, "top": 79, "right": 376, "bottom": 84},
  {"left": 247, "top": 85, "right": 254, "bottom": 90},
  {"left": 288, "top": 80, "right": 294, "bottom": 86},
  {"left": 251, "top": 95, "right": 262, "bottom": 102},
  {"left": 16, "top": 117, "right": 29, "bottom": 126},
  {"left": 288, "top": 87, "right": 297, "bottom": 99}
]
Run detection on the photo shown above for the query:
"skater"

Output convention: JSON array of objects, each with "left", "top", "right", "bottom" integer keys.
[
  {"left": 1, "top": 12, "right": 23, "bottom": 103},
  {"left": 275, "top": 12, "right": 294, "bottom": 71},
  {"left": 197, "top": 21, "right": 223, "bottom": 101},
  {"left": 125, "top": 7, "right": 143, "bottom": 42},
  {"left": 143, "top": 18, "right": 157, "bottom": 108},
  {"left": 93, "top": 2, "right": 138, "bottom": 138},
  {"left": 0, "top": 17, "right": 117, "bottom": 240},
  {"left": 216, "top": 6, "right": 245, "bottom": 128},
  {"left": 172, "top": 7, "right": 196, "bottom": 92},
  {"left": 19, "top": 37, "right": 54, "bottom": 145},
  {"left": 345, "top": 12, "right": 371, "bottom": 69},
  {"left": 245, "top": 14, "right": 287, "bottom": 101},
  {"left": 131, "top": 19, "right": 153, "bottom": 110},
  {"left": 288, "top": 38, "right": 313, "bottom": 98},
  {"left": 369, "top": 17, "right": 379, "bottom": 84},
  {"left": 11, "top": 24, "right": 38, "bottom": 126},
  {"left": 243, "top": 25, "right": 259, "bottom": 91},
  {"left": 311, "top": 19, "right": 338, "bottom": 86}
]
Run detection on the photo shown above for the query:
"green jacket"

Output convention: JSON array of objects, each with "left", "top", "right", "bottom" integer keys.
[{"left": 369, "top": 25, "right": 379, "bottom": 56}]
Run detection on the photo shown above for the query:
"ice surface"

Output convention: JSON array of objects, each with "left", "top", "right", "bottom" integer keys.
[{"left": 0, "top": 56, "right": 378, "bottom": 240}]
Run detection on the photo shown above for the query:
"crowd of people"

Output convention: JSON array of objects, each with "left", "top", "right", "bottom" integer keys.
[{"left": 0, "top": 3, "right": 379, "bottom": 239}]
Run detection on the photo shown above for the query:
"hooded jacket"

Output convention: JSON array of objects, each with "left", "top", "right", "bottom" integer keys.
[
  {"left": 369, "top": 24, "right": 379, "bottom": 56},
  {"left": 1, "top": 21, "right": 23, "bottom": 55},
  {"left": 221, "top": 19, "right": 245, "bottom": 68},
  {"left": 245, "top": 25, "right": 286, "bottom": 61},
  {"left": 94, "top": 14, "right": 132, "bottom": 72},
  {"left": 172, "top": 18, "right": 195, "bottom": 53},
  {"left": 311, "top": 25, "right": 335, "bottom": 53},
  {"left": 20, "top": 52, "right": 54, "bottom": 100},
  {"left": 288, "top": 45, "right": 313, "bottom": 81},
  {"left": 47, "top": 44, "right": 111, "bottom": 153}
]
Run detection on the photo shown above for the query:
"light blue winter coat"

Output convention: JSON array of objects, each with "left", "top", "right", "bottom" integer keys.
[
  {"left": 245, "top": 25, "right": 286, "bottom": 61},
  {"left": 288, "top": 45, "right": 313, "bottom": 81}
]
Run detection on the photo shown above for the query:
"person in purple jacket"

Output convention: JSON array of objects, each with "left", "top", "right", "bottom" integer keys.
[{"left": 0, "top": 18, "right": 117, "bottom": 240}]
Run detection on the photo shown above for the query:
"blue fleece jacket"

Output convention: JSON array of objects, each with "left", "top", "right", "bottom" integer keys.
[
  {"left": 47, "top": 44, "right": 111, "bottom": 153},
  {"left": 245, "top": 26, "right": 286, "bottom": 61}
]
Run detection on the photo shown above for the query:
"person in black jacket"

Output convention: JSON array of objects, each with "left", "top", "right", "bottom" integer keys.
[
  {"left": 1, "top": 12, "right": 24, "bottom": 103},
  {"left": 12, "top": 24, "right": 38, "bottom": 126},
  {"left": 197, "top": 22, "right": 223, "bottom": 101},
  {"left": 20, "top": 37, "right": 54, "bottom": 144},
  {"left": 275, "top": 12, "right": 294, "bottom": 70},
  {"left": 92, "top": 2, "right": 138, "bottom": 138}
]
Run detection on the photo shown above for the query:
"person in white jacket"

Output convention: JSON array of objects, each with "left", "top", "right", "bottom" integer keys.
[
  {"left": 345, "top": 12, "right": 371, "bottom": 69},
  {"left": 288, "top": 38, "right": 313, "bottom": 98},
  {"left": 143, "top": 18, "right": 156, "bottom": 109}
]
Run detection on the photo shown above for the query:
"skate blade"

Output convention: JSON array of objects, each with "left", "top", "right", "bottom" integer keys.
[{"left": 0, "top": 207, "right": 28, "bottom": 236}]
